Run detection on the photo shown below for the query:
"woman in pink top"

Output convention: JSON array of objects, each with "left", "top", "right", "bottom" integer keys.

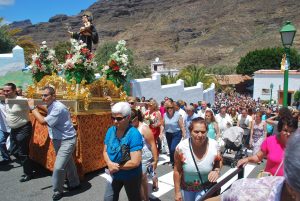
[{"left": 237, "top": 116, "right": 298, "bottom": 176}]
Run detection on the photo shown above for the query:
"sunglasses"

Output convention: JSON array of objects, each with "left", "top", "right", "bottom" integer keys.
[
  {"left": 41, "top": 94, "right": 51, "bottom": 98},
  {"left": 111, "top": 116, "right": 127, "bottom": 122},
  {"left": 128, "top": 102, "right": 135, "bottom": 105}
]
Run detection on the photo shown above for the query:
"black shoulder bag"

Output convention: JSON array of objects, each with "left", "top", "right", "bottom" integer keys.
[
  {"left": 118, "top": 126, "right": 132, "bottom": 165},
  {"left": 188, "top": 137, "right": 220, "bottom": 197}
]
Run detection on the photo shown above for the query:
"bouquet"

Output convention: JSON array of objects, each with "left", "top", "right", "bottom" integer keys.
[
  {"left": 101, "top": 40, "right": 129, "bottom": 87},
  {"left": 63, "top": 39, "right": 97, "bottom": 84},
  {"left": 31, "top": 41, "right": 58, "bottom": 82}
]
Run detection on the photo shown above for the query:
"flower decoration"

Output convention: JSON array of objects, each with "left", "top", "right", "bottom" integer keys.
[
  {"left": 101, "top": 40, "right": 129, "bottom": 87},
  {"left": 31, "top": 41, "right": 58, "bottom": 82},
  {"left": 63, "top": 39, "right": 97, "bottom": 84}
]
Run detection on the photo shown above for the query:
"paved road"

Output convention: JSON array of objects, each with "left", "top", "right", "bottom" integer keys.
[{"left": 0, "top": 153, "right": 264, "bottom": 201}]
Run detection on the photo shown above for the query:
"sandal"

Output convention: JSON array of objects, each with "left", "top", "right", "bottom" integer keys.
[
  {"left": 152, "top": 185, "right": 159, "bottom": 192},
  {"left": 152, "top": 177, "right": 159, "bottom": 192}
]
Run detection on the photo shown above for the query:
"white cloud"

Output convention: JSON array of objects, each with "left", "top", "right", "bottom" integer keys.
[{"left": 0, "top": 0, "right": 15, "bottom": 6}]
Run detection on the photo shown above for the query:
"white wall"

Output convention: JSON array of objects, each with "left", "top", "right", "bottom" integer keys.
[
  {"left": 0, "top": 46, "right": 25, "bottom": 76},
  {"left": 130, "top": 72, "right": 215, "bottom": 104},
  {"left": 253, "top": 70, "right": 300, "bottom": 103}
]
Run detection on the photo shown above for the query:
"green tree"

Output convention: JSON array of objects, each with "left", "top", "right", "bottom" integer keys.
[
  {"left": 294, "top": 90, "right": 300, "bottom": 102},
  {"left": 207, "top": 65, "right": 236, "bottom": 75},
  {"left": 178, "top": 65, "right": 217, "bottom": 88},
  {"left": 95, "top": 41, "right": 134, "bottom": 68},
  {"left": 95, "top": 41, "right": 117, "bottom": 67},
  {"left": 236, "top": 47, "right": 300, "bottom": 75},
  {"left": 54, "top": 41, "right": 71, "bottom": 63},
  {"left": 127, "top": 64, "right": 151, "bottom": 80},
  {"left": 0, "top": 18, "right": 38, "bottom": 65},
  {"left": 0, "top": 17, "right": 15, "bottom": 53}
]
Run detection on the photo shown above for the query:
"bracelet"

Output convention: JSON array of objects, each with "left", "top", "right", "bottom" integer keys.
[{"left": 213, "top": 168, "right": 220, "bottom": 173}]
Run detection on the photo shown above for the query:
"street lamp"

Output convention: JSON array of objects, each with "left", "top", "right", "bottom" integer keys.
[
  {"left": 280, "top": 21, "right": 297, "bottom": 107},
  {"left": 270, "top": 83, "right": 274, "bottom": 104}
]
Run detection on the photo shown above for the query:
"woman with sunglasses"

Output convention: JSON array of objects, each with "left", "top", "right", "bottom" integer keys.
[
  {"left": 174, "top": 118, "right": 222, "bottom": 201},
  {"left": 131, "top": 109, "right": 159, "bottom": 200},
  {"left": 163, "top": 101, "right": 186, "bottom": 167},
  {"left": 103, "top": 102, "right": 143, "bottom": 201},
  {"left": 237, "top": 116, "right": 298, "bottom": 176}
]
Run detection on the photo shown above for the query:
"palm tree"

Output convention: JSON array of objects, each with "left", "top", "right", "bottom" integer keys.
[
  {"left": 161, "top": 74, "right": 178, "bottom": 85},
  {"left": 178, "top": 65, "right": 217, "bottom": 88}
]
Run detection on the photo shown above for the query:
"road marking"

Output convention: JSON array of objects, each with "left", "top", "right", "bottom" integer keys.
[
  {"left": 157, "top": 154, "right": 170, "bottom": 166},
  {"left": 99, "top": 154, "right": 257, "bottom": 198}
]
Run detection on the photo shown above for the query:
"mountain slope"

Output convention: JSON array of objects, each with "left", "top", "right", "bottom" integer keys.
[{"left": 15, "top": 0, "right": 300, "bottom": 68}]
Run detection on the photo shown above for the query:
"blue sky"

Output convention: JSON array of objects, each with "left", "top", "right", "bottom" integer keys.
[{"left": 0, "top": 0, "right": 98, "bottom": 24}]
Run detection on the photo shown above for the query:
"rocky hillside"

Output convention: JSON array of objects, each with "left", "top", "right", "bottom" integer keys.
[{"left": 14, "top": 0, "right": 300, "bottom": 68}]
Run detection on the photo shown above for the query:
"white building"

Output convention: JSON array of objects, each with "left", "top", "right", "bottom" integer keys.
[
  {"left": 253, "top": 69, "right": 300, "bottom": 105},
  {"left": 0, "top": 45, "right": 25, "bottom": 76},
  {"left": 130, "top": 72, "right": 215, "bottom": 105},
  {"left": 150, "top": 57, "right": 179, "bottom": 76}
]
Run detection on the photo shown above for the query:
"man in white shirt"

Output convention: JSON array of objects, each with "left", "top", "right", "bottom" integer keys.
[
  {"left": 174, "top": 101, "right": 187, "bottom": 122},
  {"left": 4, "top": 83, "right": 34, "bottom": 182},
  {"left": 215, "top": 105, "right": 233, "bottom": 135},
  {"left": 198, "top": 101, "right": 208, "bottom": 118},
  {"left": 237, "top": 108, "right": 252, "bottom": 147}
]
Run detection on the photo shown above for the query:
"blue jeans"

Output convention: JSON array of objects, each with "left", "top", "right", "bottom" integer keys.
[
  {"left": 166, "top": 131, "right": 182, "bottom": 164},
  {"left": 52, "top": 137, "right": 80, "bottom": 193},
  {"left": 0, "top": 130, "right": 10, "bottom": 161}
]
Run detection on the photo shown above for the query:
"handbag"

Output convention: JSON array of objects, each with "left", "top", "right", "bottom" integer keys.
[
  {"left": 189, "top": 137, "right": 220, "bottom": 197},
  {"left": 118, "top": 126, "right": 132, "bottom": 165},
  {"left": 257, "top": 160, "right": 283, "bottom": 178},
  {"left": 119, "top": 144, "right": 131, "bottom": 165}
]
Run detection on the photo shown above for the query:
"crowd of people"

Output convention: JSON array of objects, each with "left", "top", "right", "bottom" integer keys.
[
  {"left": 1, "top": 84, "right": 300, "bottom": 201},
  {"left": 102, "top": 92, "right": 300, "bottom": 201}
]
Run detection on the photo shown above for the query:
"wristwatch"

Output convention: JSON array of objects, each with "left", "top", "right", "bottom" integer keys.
[{"left": 29, "top": 105, "right": 37, "bottom": 111}]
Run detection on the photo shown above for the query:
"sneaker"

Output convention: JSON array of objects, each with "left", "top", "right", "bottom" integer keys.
[
  {"left": 64, "top": 184, "right": 81, "bottom": 191},
  {"left": 19, "top": 174, "right": 32, "bottom": 182},
  {"left": 52, "top": 192, "right": 63, "bottom": 201}
]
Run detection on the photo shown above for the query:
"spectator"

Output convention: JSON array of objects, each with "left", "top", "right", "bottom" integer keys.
[
  {"left": 266, "top": 107, "right": 293, "bottom": 136},
  {"left": 184, "top": 105, "right": 200, "bottom": 139},
  {"left": 198, "top": 101, "right": 208, "bottom": 118},
  {"left": 174, "top": 101, "right": 187, "bottom": 122},
  {"left": 250, "top": 111, "right": 267, "bottom": 155},
  {"left": 237, "top": 108, "right": 252, "bottom": 148},
  {"left": 163, "top": 101, "right": 186, "bottom": 167},
  {"left": 174, "top": 118, "right": 222, "bottom": 201},
  {"left": 16, "top": 86, "right": 23, "bottom": 96},
  {"left": 28, "top": 86, "right": 80, "bottom": 200},
  {"left": 237, "top": 116, "right": 298, "bottom": 176},
  {"left": 205, "top": 110, "right": 220, "bottom": 140},
  {"left": 144, "top": 99, "right": 162, "bottom": 147},
  {"left": 215, "top": 105, "right": 233, "bottom": 135},
  {"left": 103, "top": 102, "right": 143, "bottom": 201},
  {"left": 210, "top": 127, "right": 300, "bottom": 201},
  {"left": 130, "top": 109, "right": 159, "bottom": 199}
]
